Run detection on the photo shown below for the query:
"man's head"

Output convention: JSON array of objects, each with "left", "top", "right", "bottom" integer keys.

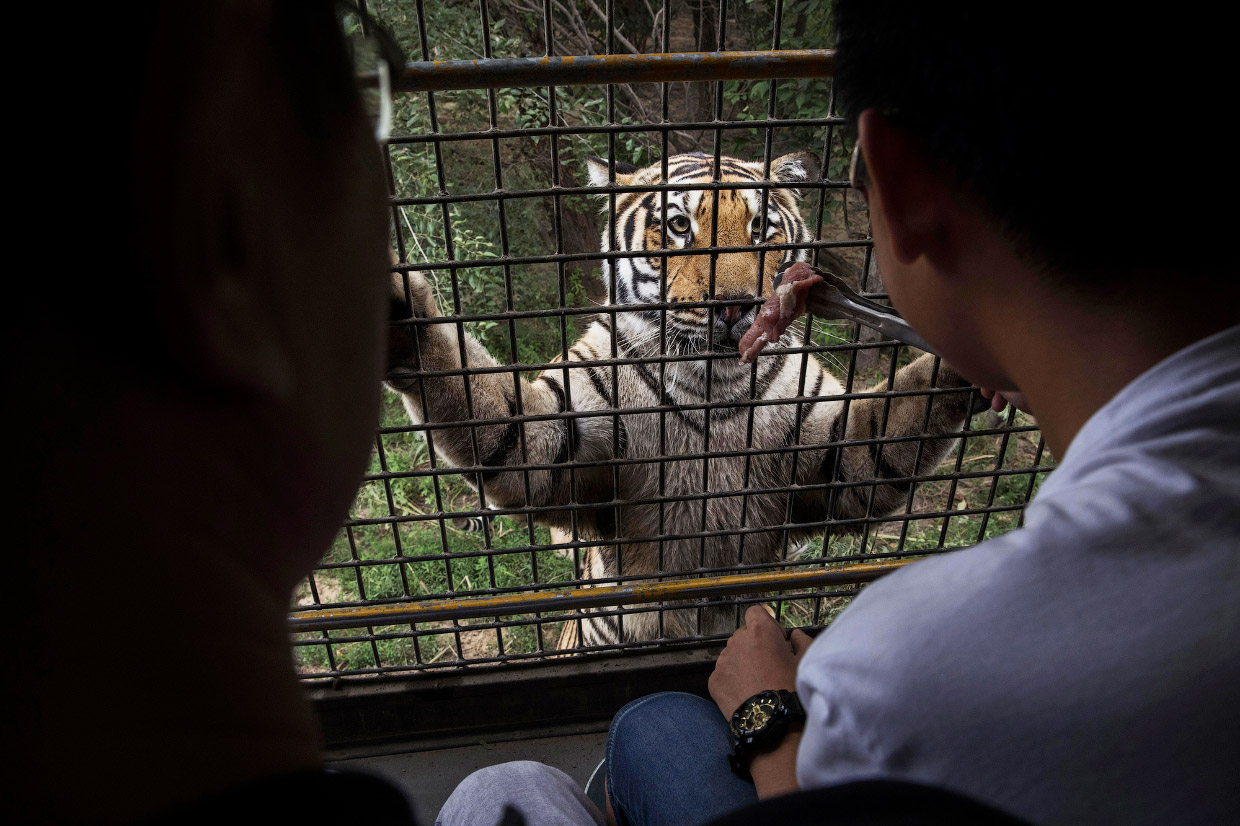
[
  {"left": 830, "top": 1, "right": 1237, "bottom": 394},
  {"left": 22, "top": 0, "right": 392, "bottom": 590},
  {"left": 832, "top": 2, "right": 1234, "bottom": 289},
  {"left": 10, "top": 4, "right": 398, "bottom": 819}
]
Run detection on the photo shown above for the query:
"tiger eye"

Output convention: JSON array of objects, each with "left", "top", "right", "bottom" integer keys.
[{"left": 668, "top": 215, "right": 691, "bottom": 234}]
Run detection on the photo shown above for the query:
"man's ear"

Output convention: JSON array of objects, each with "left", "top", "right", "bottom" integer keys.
[
  {"left": 857, "top": 109, "right": 955, "bottom": 268},
  {"left": 585, "top": 155, "right": 638, "bottom": 187},
  {"left": 770, "top": 151, "right": 820, "bottom": 198}
]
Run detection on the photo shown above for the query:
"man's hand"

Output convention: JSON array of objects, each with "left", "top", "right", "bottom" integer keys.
[
  {"left": 709, "top": 605, "right": 813, "bottom": 719},
  {"left": 709, "top": 606, "right": 813, "bottom": 799}
]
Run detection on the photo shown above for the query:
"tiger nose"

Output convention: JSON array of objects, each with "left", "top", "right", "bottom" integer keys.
[{"left": 716, "top": 293, "right": 754, "bottom": 325}]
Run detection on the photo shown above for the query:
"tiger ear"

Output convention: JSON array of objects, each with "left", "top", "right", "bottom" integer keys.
[
  {"left": 770, "top": 151, "right": 821, "bottom": 198},
  {"left": 585, "top": 155, "right": 639, "bottom": 187}
]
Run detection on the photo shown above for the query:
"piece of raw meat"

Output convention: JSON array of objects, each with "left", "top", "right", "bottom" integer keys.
[{"left": 737, "top": 262, "right": 823, "bottom": 363}]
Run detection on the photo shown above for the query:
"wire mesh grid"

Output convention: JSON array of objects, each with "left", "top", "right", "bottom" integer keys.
[{"left": 291, "top": 0, "right": 1054, "bottom": 682}]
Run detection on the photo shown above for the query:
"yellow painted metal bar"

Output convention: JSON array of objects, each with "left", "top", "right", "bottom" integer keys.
[{"left": 289, "top": 560, "right": 910, "bottom": 632}]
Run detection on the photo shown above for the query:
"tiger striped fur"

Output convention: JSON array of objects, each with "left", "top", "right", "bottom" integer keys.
[{"left": 387, "top": 151, "right": 978, "bottom": 647}]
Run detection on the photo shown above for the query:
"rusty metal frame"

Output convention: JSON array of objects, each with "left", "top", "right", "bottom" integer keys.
[{"left": 295, "top": 560, "right": 905, "bottom": 632}]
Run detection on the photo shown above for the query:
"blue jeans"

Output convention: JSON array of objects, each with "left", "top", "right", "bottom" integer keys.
[{"left": 606, "top": 692, "right": 759, "bottom": 826}]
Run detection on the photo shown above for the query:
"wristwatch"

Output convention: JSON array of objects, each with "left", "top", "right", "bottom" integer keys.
[{"left": 726, "top": 689, "right": 806, "bottom": 781}]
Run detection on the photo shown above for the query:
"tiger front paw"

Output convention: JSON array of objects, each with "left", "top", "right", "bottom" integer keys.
[
  {"left": 908, "top": 355, "right": 987, "bottom": 418},
  {"left": 387, "top": 268, "right": 440, "bottom": 390},
  {"left": 390, "top": 267, "right": 441, "bottom": 321}
]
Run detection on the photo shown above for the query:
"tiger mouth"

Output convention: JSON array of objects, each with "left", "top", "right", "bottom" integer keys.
[
  {"left": 714, "top": 305, "right": 759, "bottom": 350},
  {"left": 663, "top": 307, "right": 759, "bottom": 354}
]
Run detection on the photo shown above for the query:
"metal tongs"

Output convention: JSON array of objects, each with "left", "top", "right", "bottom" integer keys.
[{"left": 774, "top": 261, "right": 940, "bottom": 356}]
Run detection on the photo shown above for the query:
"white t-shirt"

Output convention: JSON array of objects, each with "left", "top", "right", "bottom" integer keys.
[{"left": 796, "top": 326, "right": 1240, "bottom": 825}]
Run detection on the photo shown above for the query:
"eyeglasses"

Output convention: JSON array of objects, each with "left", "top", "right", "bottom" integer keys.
[
  {"left": 335, "top": 2, "right": 405, "bottom": 142},
  {"left": 849, "top": 143, "right": 868, "bottom": 202}
]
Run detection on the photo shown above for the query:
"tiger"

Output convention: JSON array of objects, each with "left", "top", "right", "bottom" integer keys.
[{"left": 386, "top": 150, "right": 979, "bottom": 647}]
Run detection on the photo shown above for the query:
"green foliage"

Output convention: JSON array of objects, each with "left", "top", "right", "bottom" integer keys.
[{"left": 721, "top": 0, "right": 839, "bottom": 158}]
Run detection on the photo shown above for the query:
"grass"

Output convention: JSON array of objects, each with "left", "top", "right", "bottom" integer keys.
[{"left": 294, "top": 392, "right": 581, "bottom": 674}]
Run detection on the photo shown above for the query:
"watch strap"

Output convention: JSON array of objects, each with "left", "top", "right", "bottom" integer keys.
[{"left": 779, "top": 689, "right": 806, "bottom": 721}]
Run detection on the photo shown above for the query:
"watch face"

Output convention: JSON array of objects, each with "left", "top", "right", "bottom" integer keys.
[{"left": 735, "top": 692, "right": 780, "bottom": 735}]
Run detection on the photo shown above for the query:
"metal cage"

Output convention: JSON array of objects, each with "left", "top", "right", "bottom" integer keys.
[{"left": 290, "top": 0, "right": 1053, "bottom": 689}]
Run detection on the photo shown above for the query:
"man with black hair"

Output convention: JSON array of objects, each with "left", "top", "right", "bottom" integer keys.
[
  {"left": 447, "top": 3, "right": 1238, "bottom": 825},
  {"left": 583, "top": 3, "right": 1238, "bottom": 825}
]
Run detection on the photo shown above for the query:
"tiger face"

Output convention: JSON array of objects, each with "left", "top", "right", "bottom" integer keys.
[{"left": 586, "top": 151, "right": 819, "bottom": 353}]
